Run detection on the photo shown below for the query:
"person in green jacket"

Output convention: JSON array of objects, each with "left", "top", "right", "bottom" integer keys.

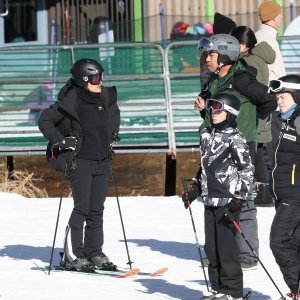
[
  {"left": 231, "top": 26, "right": 275, "bottom": 207},
  {"left": 196, "top": 34, "right": 273, "bottom": 271}
]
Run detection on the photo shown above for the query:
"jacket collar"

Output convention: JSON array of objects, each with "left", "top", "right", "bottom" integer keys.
[{"left": 259, "top": 24, "right": 278, "bottom": 37}]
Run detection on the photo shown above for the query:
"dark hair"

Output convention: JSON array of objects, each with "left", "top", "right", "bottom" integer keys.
[{"left": 231, "top": 26, "right": 257, "bottom": 50}]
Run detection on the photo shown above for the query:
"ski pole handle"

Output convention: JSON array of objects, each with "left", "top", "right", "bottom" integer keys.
[
  {"left": 181, "top": 177, "right": 191, "bottom": 208},
  {"left": 224, "top": 208, "right": 241, "bottom": 233}
]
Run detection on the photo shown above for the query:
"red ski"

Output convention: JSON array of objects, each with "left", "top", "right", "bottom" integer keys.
[
  {"left": 148, "top": 267, "right": 168, "bottom": 277},
  {"left": 116, "top": 268, "right": 140, "bottom": 278}
]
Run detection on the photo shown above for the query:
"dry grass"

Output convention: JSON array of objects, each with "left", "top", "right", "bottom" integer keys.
[{"left": 0, "top": 169, "right": 48, "bottom": 198}]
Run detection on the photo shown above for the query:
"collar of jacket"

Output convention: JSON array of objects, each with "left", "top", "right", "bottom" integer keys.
[
  {"left": 57, "top": 86, "right": 79, "bottom": 121},
  {"left": 260, "top": 24, "right": 278, "bottom": 37},
  {"left": 56, "top": 81, "right": 110, "bottom": 121},
  {"left": 280, "top": 104, "right": 300, "bottom": 121},
  {"left": 208, "top": 59, "right": 247, "bottom": 93}
]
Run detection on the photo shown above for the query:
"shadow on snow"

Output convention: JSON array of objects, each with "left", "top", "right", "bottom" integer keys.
[{"left": 0, "top": 244, "right": 63, "bottom": 264}]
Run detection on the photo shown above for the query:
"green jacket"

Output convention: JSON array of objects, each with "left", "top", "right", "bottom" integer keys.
[
  {"left": 200, "top": 60, "right": 256, "bottom": 143},
  {"left": 240, "top": 42, "right": 275, "bottom": 143},
  {"left": 240, "top": 41, "right": 275, "bottom": 86}
]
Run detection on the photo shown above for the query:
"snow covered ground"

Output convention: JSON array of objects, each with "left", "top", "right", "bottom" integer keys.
[{"left": 0, "top": 192, "right": 288, "bottom": 300}]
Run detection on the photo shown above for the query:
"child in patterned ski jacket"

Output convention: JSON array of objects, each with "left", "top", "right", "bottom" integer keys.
[{"left": 182, "top": 92, "right": 255, "bottom": 300}]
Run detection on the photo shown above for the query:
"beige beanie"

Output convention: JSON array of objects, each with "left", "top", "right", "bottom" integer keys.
[{"left": 259, "top": 1, "right": 281, "bottom": 22}]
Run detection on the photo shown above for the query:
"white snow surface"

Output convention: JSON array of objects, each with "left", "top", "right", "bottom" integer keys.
[{"left": 0, "top": 193, "right": 288, "bottom": 300}]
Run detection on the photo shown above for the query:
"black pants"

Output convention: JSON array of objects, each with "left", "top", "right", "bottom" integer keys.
[
  {"left": 254, "top": 143, "right": 269, "bottom": 183},
  {"left": 204, "top": 206, "right": 243, "bottom": 298},
  {"left": 270, "top": 201, "right": 300, "bottom": 291},
  {"left": 65, "top": 158, "right": 110, "bottom": 260}
]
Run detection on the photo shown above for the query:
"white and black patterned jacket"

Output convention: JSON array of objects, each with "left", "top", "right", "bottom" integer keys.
[{"left": 200, "top": 125, "right": 255, "bottom": 207}]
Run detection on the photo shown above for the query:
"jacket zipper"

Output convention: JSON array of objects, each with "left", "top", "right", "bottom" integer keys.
[
  {"left": 271, "top": 132, "right": 283, "bottom": 201},
  {"left": 292, "top": 164, "right": 296, "bottom": 185}
]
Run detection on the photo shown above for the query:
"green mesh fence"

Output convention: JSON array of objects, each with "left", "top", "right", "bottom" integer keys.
[
  {"left": 0, "top": 44, "right": 170, "bottom": 154},
  {"left": 3, "top": 38, "right": 298, "bottom": 155}
]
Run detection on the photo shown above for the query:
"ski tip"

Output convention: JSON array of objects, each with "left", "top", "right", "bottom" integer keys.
[
  {"left": 116, "top": 268, "right": 140, "bottom": 278},
  {"left": 149, "top": 267, "right": 168, "bottom": 277}
]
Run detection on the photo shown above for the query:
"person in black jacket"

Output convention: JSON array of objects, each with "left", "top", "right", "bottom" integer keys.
[
  {"left": 268, "top": 74, "right": 300, "bottom": 299},
  {"left": 38, "top": 58, "right": 120, "bottom": 272}
]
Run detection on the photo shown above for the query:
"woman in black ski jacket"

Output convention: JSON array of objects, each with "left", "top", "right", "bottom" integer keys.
[
  {"left": 38, "top": 58, "right": 120, "bottom": 272},
  {"left": 268, "top": 74, "right": 300, "bottom": 299}
]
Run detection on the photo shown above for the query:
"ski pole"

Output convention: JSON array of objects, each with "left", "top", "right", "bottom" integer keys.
[
  {"left": 181, "top": 177, "right": 210, "bottom": 292},
  {"left": 109, "top": 159, "right": 134, "bottom": 269},
  {"left": 48, "top": 151, "right": 71, "bottom": 275},
  {"left": 223, "top": 208, "right": 286, "bottom": 300}
]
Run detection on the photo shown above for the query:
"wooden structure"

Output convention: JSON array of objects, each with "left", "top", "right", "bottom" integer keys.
[{"left": 0, "top": 152, "right": 200, "bottom": 197}]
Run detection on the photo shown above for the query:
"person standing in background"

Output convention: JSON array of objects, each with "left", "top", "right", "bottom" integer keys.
[
  {"left": 256, "top": 0, "right": 286, "bottom": 81},
  {"left": 256, "top": 0, "right": 287, "bottom": 163},
  {"left": 231, "top": 25, "right": 275, "bottom": 207}
]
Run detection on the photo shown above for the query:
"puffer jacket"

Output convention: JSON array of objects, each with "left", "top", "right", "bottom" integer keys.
[
  {"left": 240, "top": 41, "right": 275, "bottom": 86},
  {"left": 240, "top": 41, "right": 276, "bottom": 144},
  {"left": 200, "top": 125, "right": 255, "bottom": 207},
  {"left": 38, "top": 79, "right": 120, "bottom": 161},
  {"left": 272, "top": 107, "right": 300, "bottom": 204}
]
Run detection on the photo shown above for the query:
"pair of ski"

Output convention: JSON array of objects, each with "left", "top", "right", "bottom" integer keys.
[{"left": 36, "top": 263, "right": 168, "bottom": 278}]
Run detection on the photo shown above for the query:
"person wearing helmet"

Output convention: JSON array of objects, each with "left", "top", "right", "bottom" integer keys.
[
  {"left": 268, "top": 74, "right": 300, "bottom": 299},
  {"left": 38, "top": 58, "right": 120, "bottom": 272},
  {"left": 195, "top": 33, "right": 267, "bottom": 271},
  {"left": 182, "top": 92, "right": 254, "bottom": 300}
]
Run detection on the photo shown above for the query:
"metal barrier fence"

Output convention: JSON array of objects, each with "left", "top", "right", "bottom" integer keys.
[{"left": 0, "top": 36, "right": 299, "bottom": 156}]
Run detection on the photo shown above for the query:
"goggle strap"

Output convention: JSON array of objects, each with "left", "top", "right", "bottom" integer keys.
[{"left": 269, "top": 80, "right": 300, "bottom": 92}]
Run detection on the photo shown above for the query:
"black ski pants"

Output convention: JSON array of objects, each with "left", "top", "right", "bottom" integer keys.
[
  {"left": 68, "top": 158, "right": 110, "bottom": 259},
  {"left": 270, "top": 200, "right": 300, "bottom": 291},
  {"left": 204, "top": 206, "right": 243, "bottom": 298}
]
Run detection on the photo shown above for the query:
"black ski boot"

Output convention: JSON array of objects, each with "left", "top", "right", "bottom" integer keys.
[
  {"left": 64, "top": 257, "right": 93, "bottom": 272},
  {"left": 89, "top": 252, "right": 117, "bottom": 271},
  {"left": 254, "top": 183, "right": 274, "bottom": 207}
]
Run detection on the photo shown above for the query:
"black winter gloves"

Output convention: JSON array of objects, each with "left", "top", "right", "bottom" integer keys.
[
  {"left": 225, "top": 198, "right": 243, "bottom": 212},
  {"left": 55, "top": 136, "right": 77, "bottom": 151},
  {"left": 182, "top": 181, "right": 200, "bottom": 209}
]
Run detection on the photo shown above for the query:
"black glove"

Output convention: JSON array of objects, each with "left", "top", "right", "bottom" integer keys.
[
  {"left": 226, "top": 198, "right": 243, "bottom": 212},
  {"left": 55, "top": 136, "right": 77, "bottom": 151},
  {"left": 182, "top": 181, "right": 200, "bottom": 209}
]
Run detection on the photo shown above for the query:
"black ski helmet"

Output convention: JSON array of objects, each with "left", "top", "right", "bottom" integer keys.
[
  {"left": 207, "top": 92, "right": 240, "bottom": 122},
  {"left": 70, "top": 58, "right": 104, "bottom": 87},
  {"left": 269, "top": 74, "right": 300, "bottom": 103},
  {"left": 198, "top": 34, "right": 240, "bottom": 65}
]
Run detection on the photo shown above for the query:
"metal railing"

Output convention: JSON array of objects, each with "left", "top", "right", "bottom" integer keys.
[{"left": 1, "top": 36, "right": 299, "bottom": 156}]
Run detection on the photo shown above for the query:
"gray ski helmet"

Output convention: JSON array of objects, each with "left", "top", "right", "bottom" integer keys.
[
  {"left": 207, "top": 92, "right": 240, "bottom": 117},
  {"left": 71, "top": 58, "right": 104, "bottom": 87},
  {"left": 198, "top": 34, "right": 240, "bottom": 65},
  {"left": 269, "top": 74, "right": 300, "bottom": 103}
]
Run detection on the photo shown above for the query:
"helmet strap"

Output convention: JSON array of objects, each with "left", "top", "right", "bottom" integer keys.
[{"left": 214, "top": 63, "right": 224, "bottom": 75}]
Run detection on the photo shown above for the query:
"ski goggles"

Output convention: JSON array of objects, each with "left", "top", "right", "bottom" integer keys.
[
  {"left": 88, "top": 73, "right": 103, "bottom": 85},
  {"left": 206, "top": 98, "right": 239, "bottom": 116},
  {"left": 268, "top": 79, "right": 300, "bottom": 93},
  {"left": 198, "top": 37, "right": 214, "bottom": 51},
  {"left": 205, "top": 99, "right": 224, "bottom": 112}
]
